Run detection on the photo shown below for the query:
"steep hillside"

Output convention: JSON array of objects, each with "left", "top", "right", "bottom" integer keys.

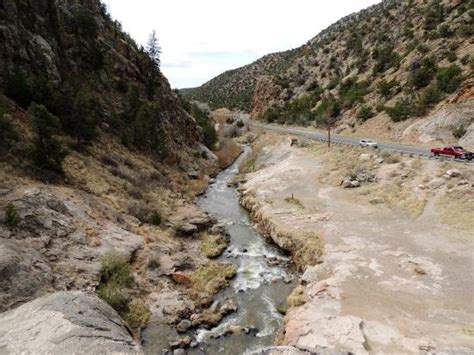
[
  {"left": 0, "top": 0, "right": 209, "bottom": 164},
  {"left": 185, "top": 0, "right": 474, "bottom": 147},
  {"left": 181, "top": 49, "right": 298, "bottom": 111}
]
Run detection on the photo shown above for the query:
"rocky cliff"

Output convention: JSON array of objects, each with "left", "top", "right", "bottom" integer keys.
[{"left": 183, "top": 0, "right": 474, "bottom": 147}]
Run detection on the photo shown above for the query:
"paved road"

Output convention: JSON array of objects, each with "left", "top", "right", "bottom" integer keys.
[{"left": 251, "top": 123, "right": 474, "bottom": 165}]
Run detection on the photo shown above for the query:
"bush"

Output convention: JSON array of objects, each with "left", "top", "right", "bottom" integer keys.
[
  {"left": 436, "top": 65, "right": 463, "bottom": 94},
  {"left": 386, "top": 98, "right": 412, "bottom": 122},
  {"left": 28, "top": 103, "right": 67, "bottom": 173},
  {"left": 74, "top": 7, "right": 98, "bottom": 38},
  {"left": 372, "top": 45, "right": 401, "bottom": 74},
  {"left": 339, "top": 78, "right": 369, "bottom": 109},
  {"left": 409, "top": 57, "right": 438, "bottom": 89},
  {"left": 190, "top": 104, "right": 217, "bottom": 150},
  {"left": 357, "top": 106, "right": 375, "bottom": 121},
  {"left": 377, "top": 79, "right": 398, "bottom": 98},
  {"left": 452, "top": 125, "right": 467, "bottom": 139},
  {"left": 4, "top": 203, "right": 20, "bottom": 228},
  {"left": 424, "top": 0, "right": 444, "bottom": 31},
  {"left": 150, "top": 211, "right": 162, "bottom": 226},
  {"left": 235, "top": 120, "right": 244, "bottom": 128}
]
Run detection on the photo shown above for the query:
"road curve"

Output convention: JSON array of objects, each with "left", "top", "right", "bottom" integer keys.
[{"left": 251, "top": 123, "right": 474, "bottom": 165}]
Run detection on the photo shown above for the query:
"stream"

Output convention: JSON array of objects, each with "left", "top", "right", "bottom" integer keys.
[{"left": 144, "top": 146, "right": 296, "bottom": 354}]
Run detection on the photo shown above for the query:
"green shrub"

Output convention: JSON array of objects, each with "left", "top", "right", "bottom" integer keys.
[
  {"left": 69, "top": 89, "right": 101, "bottom": 146},
  {"left": 409, "top": 57, "right": 437, "bottom": 89},
  {"left": 452, "top": 125, "right": 467, "bottom": 139},
  {"left": 339, "top": 78, "right": 370, "bottom": 109},
  {"left": 123, "top": 300, "right": 151, "bottom": 331},
  {"left": 386, "top": 98, "right": 412, "bottom": 122},
  {"left": 424, "top": 0, "right": 444, "bottom": 31},
  {"left": 190, "top": 104, "right": 217, "bottom": 150},
  {"left": 150, "top": 211, "right": 162, "bottom": 226},
  {"left": 74, "top": 7, "right": 98, "bottom": 38},
  {"left": 446, "top": 50, "right": 457, "bottom": 63},
  {"left": 372, "top": 45, "right": 401, "bottom": 74},
  {"left": 236, "top": 120, "right": 244, "bottom": 128},
  {"left": 4, "top": 203, "right": 20, "bottom": 228},
  {"left": 419, "top": 85, "right": 443, "bottom": 109},
  {"left": 438, "top": 24, "right": 453, "bottom": 37},
  {"left": 357, "top": 106, "right": 375, "bottom": 121},
  {"left": 436, "top": 65, "right": 463, "bottom": 94}
]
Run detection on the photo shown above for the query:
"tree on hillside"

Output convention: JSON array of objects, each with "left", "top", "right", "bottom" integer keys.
[
  {"left": 28, "top": 103, "right": 67, "bottom": 173},
  {"left": 71, "top": 89, "right": 101, "bottom": 146},
  {"left": 147, "top": 30, "right": 162, "bottom": 69}
]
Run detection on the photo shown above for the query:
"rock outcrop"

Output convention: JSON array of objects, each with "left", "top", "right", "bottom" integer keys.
[
  {"left": 0, "top": 186, "right": 143, "bottom": 311},
  {"left": 0, "top": 291, "right": 141, "bottom": 354}
]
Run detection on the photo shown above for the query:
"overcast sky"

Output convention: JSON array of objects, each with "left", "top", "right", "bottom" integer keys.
[{"left": 103, "top": 0, "right": 381, "bottom": 89}]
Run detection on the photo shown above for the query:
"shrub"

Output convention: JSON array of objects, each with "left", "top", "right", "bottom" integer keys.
[
  {"left": 386, "top": 98, "right": 412, "bottom": 122},
  {"left": 123, "top": 300, "right": 151, "bottom": 331},
  {"left": 446, "top": 50, "right": 457, "bottom": 63},
  {"left": 436, "top": 65, "right": 463, "bottom": 94},
  {"left": 372, "top": 45, "right": 401, "bottom": 74},
  {"left": 74, "top": 7, "right": 98, "bottom": 38},
  {"left": 409, "top": 57, "right": 437, "bottom": 89},
  {"left": 4, "top": 203, "right": 20, "bottom": 228},
  {"left": 357, "top": 106, "right": 375, "bottom": 121},
  {"left": 150, "top": 211, "right": 162, "bottom": 226},
  {"left": 424, "top": 0, "right": 444, "bottom": 31},
  {"left": 414, "top": 85, "right": 443, "bottom": 116},
  {"left": 377, "top": 79, "right": 398, "bottom": 98},
  {"left": 28, "top": 103, "right": 67, "bottom": 173},
  {"left": 452, "top": 125, "right": 467, "bottom": 139},
  {"left": 438, "top": 24, "right": 453, "bottom": 37},
  {"left": 339, "top": 77, "right": 369, "bottom": 109},
  {"left": 235, "top": 119, "right": 244, "bottom": 128},
  {"left": 190, "top": 104, "right": 217, "bottom": 150}
]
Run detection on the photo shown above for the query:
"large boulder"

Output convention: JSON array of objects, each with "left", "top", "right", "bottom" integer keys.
[{"left": 0, "top": 291, "right": 141, "bottom": 354}]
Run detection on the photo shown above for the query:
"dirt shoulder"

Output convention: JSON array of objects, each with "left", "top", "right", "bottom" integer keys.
[{"left": 239, "top": 133, "right": 474, "bottom": 353}]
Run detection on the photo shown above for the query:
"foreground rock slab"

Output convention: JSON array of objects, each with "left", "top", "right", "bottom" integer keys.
[{"left": 0, "top": 291, "right": 141, "bottom": 354}]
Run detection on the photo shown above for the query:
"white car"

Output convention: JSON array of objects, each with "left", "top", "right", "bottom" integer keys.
[{"left": 359, "top": 139, "right": 378, "bottom": 148}]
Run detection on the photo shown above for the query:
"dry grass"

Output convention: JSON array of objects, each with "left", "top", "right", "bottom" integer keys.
[
  {"left": 200, "top": 232, "right": 229, "bottom": 258},
  {"left": 215, "top": 139, "right": 243, "bottom": 169},
  {"left": 284, "top": 196, "right": 305, "bottom": 209},
  {"left": 191, "top": 263, "right": 236, "bottom": 296},
  {"left": 287, "top": 285, "right": 308, "bottom": 308},
  {"left": 436, "top": 188, "right": 474, "bottom": 232}
]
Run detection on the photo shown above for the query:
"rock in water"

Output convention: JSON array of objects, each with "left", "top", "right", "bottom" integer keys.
[{"left": 0, "top": 291, "right": 141, "bottom": 354}]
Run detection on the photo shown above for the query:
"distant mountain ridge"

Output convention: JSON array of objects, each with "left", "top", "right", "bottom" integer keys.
[{"left": 182, "top": 0, "right": 474, "bottom": 146}]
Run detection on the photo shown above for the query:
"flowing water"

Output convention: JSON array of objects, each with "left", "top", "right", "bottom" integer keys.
[{"left": 144, "top": 147, "right": 296, "bottom": 354}]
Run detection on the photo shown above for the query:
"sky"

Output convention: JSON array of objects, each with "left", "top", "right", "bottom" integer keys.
[{"left": 103, "top": 0, "right": 381, "bottom": 89}]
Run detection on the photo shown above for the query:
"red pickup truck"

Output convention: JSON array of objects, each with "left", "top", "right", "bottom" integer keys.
[{"left": 431, "top": 146, "right": 473, "bottom": 160}]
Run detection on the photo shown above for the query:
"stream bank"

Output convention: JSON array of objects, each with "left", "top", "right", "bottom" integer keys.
[{"left": 143, "top": 146, "right": 298, "bottom": 354}]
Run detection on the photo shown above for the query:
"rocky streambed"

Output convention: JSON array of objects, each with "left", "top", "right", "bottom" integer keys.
[{"left": 143, "top": 146, "right": 298, "bottom": 354}]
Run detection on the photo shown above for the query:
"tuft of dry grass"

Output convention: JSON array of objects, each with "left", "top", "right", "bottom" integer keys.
[
  {"left": 287, "top": 285, "right": 308, "bottom": 308},
  {"left": 191, "top": 263, "right": 236, "bottom": 296},
  {"left": 200, "top": 232, "right": 229, "bottom": 258}
]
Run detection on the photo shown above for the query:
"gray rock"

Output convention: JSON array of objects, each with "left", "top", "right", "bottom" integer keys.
[
  {"left": 177, "top": 223, "right": 198, "bottom": 235},
  {"left": 350, "top": 180, "right": 361, "bottom": 188},
  {"left": 446, "top": 169, "right": 461, "bottom": 178},
  {"left": 176, "top": 319, "right": 192, "bottom": 333},
  {"left": 0, "top": 291, "right": 141, "bottom": 354}
]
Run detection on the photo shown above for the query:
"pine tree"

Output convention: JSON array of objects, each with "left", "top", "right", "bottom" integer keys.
[
  {"left": 146, "top": 30, "right": 161, "bottom": 69},
  {"left": 28, "top": 103, "right": 67, "bottom": 173}
]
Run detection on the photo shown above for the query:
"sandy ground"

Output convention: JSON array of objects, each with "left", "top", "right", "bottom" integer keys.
[{"left": 241, "top": 135, "right": 474, "bottom": 353}]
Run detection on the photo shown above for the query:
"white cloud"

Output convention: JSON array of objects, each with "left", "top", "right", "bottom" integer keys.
[{"left": 103, "top": 0, "right": 381, "bottom": 88}]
